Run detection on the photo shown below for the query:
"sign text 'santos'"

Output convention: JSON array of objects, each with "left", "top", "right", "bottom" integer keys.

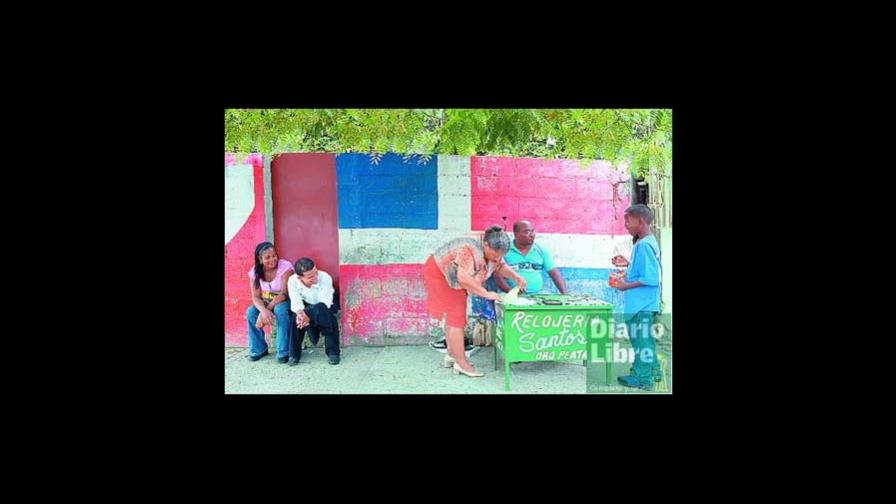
[{"left": 510, "top": 312, "right": 588, "bottom": 355}]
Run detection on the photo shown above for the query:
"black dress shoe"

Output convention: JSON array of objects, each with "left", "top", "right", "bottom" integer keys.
[
  {"left": 248, "top": 350, "right": 269, "bottom": 362},
  {"left": 287, "top": 357, "right": 300, "bottom": 366},
  {"left": 277, "top": 356, "right": 289, "bottom": 364},
  {"left": 328, "top": 355, "right": 340, "bottom": 365}
]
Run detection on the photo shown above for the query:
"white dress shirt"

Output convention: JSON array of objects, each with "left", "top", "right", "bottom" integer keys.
[{"left": 287, "top": 270, "right": 335, "bottom": 313}]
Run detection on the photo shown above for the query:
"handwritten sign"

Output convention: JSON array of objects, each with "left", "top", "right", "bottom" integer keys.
[
  {"left": 505, "top": 311, "right": 589, "bottom": 360},
  {"left": 493, "top": 295, "right": 613, "bottom": 391}
]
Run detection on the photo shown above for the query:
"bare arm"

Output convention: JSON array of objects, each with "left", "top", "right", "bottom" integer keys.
[
  {"left": 250, "top": 279, "right": 274, "bottom": 326},
  {"left": 494, "top": 274, "right": 512, "bottom": 293},
  {"left": 457, "top": 268, "right": 499, "bottom": 300},
  {"left": 547, "top": 268, "right": 568, "bottom": 295},
  {"left": 614, "top": 280, "right": 644, "bottom": 291},
  {"left": 612, "top": 255, "right": 630, "bottom": 267},
  {"left": 250, "top": 279, "right": 270, "bottom": 313},
  {"left": 496, "top": 262, "right": 527, "bottom": 293},
  {"left": 496, "top": 262, "right": 523, "bottom": 283}
]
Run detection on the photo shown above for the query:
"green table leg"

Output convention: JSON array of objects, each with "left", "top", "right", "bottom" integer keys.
[
  {"left": 504, "top": 359, "right": 511, "bottom": 391},
  {"left": 605, "top": 316, "right": 612, "bottom": 385},
  {"left": 588, "top": 313, "right": 613, "bottom": 386},
  {"left": 584, "top": 314, "right": 590, "bottom": 369}
]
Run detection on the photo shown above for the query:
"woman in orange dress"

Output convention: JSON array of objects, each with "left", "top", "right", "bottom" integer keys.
[{"left": 423, "top": 225, "right": 527, "bottom": 377}]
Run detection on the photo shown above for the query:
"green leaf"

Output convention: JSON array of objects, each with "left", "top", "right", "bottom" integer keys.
[{"left": 224, "top": 108, "right": 672, "bottom": 173}]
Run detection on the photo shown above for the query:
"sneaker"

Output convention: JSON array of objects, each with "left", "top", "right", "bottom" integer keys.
[
  {"left": 276, "top": 356, "right": 289, "bottom": 364},
  {"left": 632, "top": 365, "right": 663, "bottom": 384},
  {"left": 428, "top": 339, "right": 448, "bottom": 352},
  {"left": 617, "top": 375, "right": 654, "bottom": 391},
  {"left": 429, "top": 338, "right": 476, "bottom": 354},
  {"left": 287, "top": 357, "right": 300, "bottom": 366},
  {"left": 328, "top": 354, "right": 340, "bottom": 365},
  {"left": 248, "top": 350, "right": 269, "bottom": 362}
]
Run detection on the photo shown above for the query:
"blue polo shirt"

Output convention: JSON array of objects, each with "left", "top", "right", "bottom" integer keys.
[
  {"left": 502, "top": 242, "right": 556, "bottom": 294},
  {"left": 623, "top": 234, "right": 661, "bottom": 320}
]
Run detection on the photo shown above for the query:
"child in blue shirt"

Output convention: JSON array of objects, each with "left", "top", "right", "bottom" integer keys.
[{"left": 611, "top": 204, "right": 662, "bottom": 391}]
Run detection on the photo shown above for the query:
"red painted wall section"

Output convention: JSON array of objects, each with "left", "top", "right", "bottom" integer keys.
[
  {"left": 271, "top": 153, "right": 341, "bottom": 292},
  {"left": 225, "top": 154, "right": 266, "bottom": 346},
  {"left": 470, "top": 156, "right": 630, "bottom": 234},
  {"left": 339, "top": 264, "right": 439, "bottom": 346}
]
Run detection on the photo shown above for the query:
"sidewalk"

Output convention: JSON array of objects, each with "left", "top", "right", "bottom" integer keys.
[{"left": 225, "top": 344, "right": 671, "bottom": 394}]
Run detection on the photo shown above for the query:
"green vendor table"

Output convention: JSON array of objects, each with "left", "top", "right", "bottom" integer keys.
[{"left": 494, "top": 294, "right": 614, "bottom": 391}]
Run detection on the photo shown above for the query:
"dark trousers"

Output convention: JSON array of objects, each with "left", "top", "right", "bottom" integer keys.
[{"left": 288, "top": 301, "right": 340, "bottom": 360}]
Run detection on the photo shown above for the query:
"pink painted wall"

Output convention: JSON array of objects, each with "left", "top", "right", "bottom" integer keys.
[
  {"left": 471, "top": 156, "right": 630, "bottom": 234},
  {"left": 224, "top": 153, "right": 266, "bottom": 346},
  {"left": 339, "top": 264, "right": 439, "bottom": 346}
]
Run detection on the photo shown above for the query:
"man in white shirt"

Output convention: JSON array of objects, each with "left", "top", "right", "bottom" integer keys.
[{"left": 286, "top": 257, "right": 341, "bottom": 365}]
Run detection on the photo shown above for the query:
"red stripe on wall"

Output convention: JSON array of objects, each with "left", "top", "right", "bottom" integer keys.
[{"left": 470, "top": 156, "right": 630, "bottom": 234}]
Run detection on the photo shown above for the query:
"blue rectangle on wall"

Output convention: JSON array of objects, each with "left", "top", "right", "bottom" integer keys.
[{"left": 336, "top": 153, "right": 438, "bottom": 229}]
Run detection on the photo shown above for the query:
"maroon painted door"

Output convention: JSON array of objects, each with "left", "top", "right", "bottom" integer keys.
[{"left": 271, "top": 153, "right": 341, "bottom": 292}]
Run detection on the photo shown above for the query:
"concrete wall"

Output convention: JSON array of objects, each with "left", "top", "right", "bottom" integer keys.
[
  {"left": 335, "top": 154, "right": 469, "bottom": 346},
  {"left": 225, "top": 153, "right": 266, "bottom": 346},
  {"left": 339, "top": 264, "right": 439, "bottom": 346},
  {"left": 225, "top": 151, "right": 641, "bottom": 347},
  {"left": 471, "top": 157, "right": 629, "bottom": 235},
  {"left": 338, "top": 154, "right": 633, "bottom": 343},
  {"left": 658, "top": 226, "right": 672, "bottom": 316}
]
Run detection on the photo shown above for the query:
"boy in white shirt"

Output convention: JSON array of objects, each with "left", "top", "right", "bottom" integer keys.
[{"left": 286, "top": 258, "right": 341, "bottom": 365}]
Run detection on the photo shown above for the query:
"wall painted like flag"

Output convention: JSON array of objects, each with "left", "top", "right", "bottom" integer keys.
[{"left": 225, "top": 152, "right": 634, "bottom": 347}]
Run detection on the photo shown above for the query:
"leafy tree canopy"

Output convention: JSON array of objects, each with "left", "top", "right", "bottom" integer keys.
[{"left": 225, "top": 109, "right": 671, "bottom": 178}]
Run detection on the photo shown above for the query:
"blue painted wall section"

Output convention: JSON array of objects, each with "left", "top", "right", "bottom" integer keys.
[
  {"left": 336, "top": 153, "right": 438, "bottom": 229},
  {"left": 470, "top": 268, "right": 624, "bottom": 321}
]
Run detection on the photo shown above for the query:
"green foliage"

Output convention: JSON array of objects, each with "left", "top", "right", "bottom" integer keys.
[{"left": 225, "top": 109, "right": 672, "bottom": 176}]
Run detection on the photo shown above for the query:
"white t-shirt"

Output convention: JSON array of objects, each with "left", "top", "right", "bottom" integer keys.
[{"left": 287, "top": 270, "right": 335, "bottom": 313}]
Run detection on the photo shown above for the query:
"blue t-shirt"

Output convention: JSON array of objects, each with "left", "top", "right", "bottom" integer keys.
[
  {"left": 623, "top": 234, "right": 661, "bottom": 320},
  {"left": 502, "top": 242, "right": 555, "bottom": 294}
]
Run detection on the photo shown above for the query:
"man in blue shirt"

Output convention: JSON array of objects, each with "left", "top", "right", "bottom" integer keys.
[
  {"left": 494, "top": 220, "right": 568, "bottom": 295},
  {"left": 611, "top": 204, "right": 662, "bottom": 391}
]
